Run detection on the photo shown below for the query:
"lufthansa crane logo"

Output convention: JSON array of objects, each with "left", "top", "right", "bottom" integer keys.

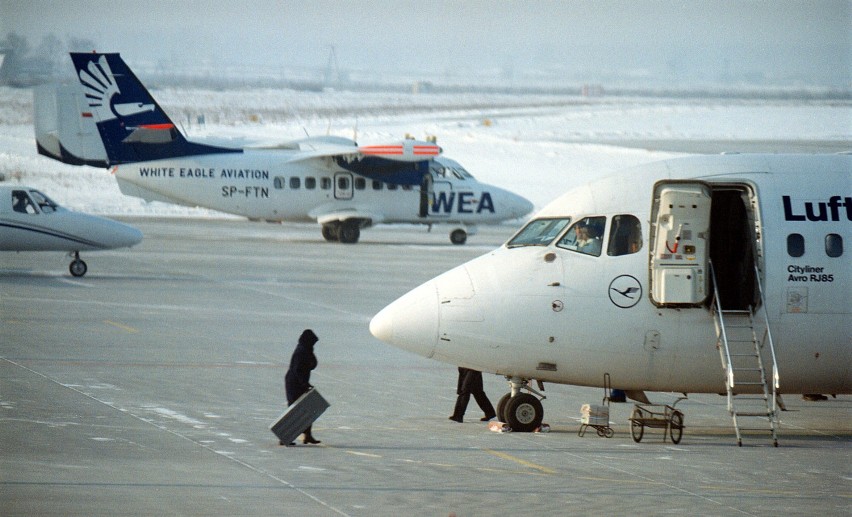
[{"left": 608, "top": 275, "right": 642, "bottom": 309}]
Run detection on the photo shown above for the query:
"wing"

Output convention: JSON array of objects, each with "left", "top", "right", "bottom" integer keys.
[{"left": 269, "top": 137, "right": 441, "bottom": 186}]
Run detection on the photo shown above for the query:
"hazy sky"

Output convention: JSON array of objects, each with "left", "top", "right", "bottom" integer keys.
[{"left": 2, "top": 0, "right": 850, "bottom": 86}]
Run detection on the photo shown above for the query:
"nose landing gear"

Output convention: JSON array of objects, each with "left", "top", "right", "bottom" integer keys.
[
  {"left": 69, "top": 251, "right": 87, "bottom": 277},
  {"left": 496, "top": 377, "right": 546, "bottom": 432}
]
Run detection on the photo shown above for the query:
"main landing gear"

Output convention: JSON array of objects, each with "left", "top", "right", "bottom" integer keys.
[
  {"left": 68, "top": 251, "right": 87, "bottom": 277},
  {"left": 321, "top": 220, "right": 362, "bottom": 244},
  {"left": 496, "top": 377, "right": 546, "bottom": 432}
]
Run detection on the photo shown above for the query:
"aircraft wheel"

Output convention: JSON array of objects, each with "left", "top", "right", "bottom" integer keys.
[
  {"left": 504, "top": 393, "right": 543, "bottom": 432},
  {"left": 338, "top": 221, "right": 360, "bottom": 244},
  {"left": 496, "top": 393, "right": 511, "bottom": 422},
  {"left": 69, "top": 259, "right": 87, "bottom": 277},
  {"left": 321, "top": 224, "right": 339, "bottom": 242},
  {"left": 669, "top": 410, "right": 684, "bottom": 444},
  {"left": 450, "top": 229, "right": 467, "bottom": 245},
  {"left": 630, "top": 407, "right": 644, "bottom": 443}
]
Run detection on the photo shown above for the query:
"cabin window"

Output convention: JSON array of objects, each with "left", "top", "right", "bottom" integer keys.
[
  {"left": 825, "top": 234, "right": 843, "bottom": 258},
  {"left": 387, "top": 183, "right": 398, "bottom": 191},
  {"left": 321, "top": 177, "right": 332, "bottom": 190},
  {"left": 273, "top": 177, "right": 285, "bottom": 189},
  {"left": 372, "top": 180, "right": 383, "bottom": 190},
  {"left": 607, "top": 214, "right": 642, "bottom": 256},
  {"left": 507, "top": 218, "right": 571, "bottom": 247},
  {"left": 11, "top": 190, "right": 38, "bottom": 214},
  {"left": 289, "top": 177, "right": 301, "bottom": 189},
  {"left": 305, "top": 177, "right": 316, "bottom": 190},
  {"left": 557, "top": 216, "right": 606, "bottom": 256},
  {"left": 402, "top": 184, "right": 413, "bottom": 191},
  {"left": 354, "top": 177, "right": 367, "bottom": 190},
  {"left": 337, "top": 176, "right": 350, "bottom": 190},
  {"left": 787, "top": 233, "right": 805, "bottom": 257}
]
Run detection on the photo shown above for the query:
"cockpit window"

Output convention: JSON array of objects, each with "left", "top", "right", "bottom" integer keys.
[
  {"left": 451, "top": 166, "right": 472, "bottom": 180},
  {"left": 556, "top": 216, "right": 606, "bottom": 256},
  {"left": 11, "top": 190, "right": 38, "bottom": 214},
  {"left": 430, "top": 162, "right": 474, "bottom": 181},
  {"left": 507, "top": 218, "right": 571, "bottom": 247},
  {"left": 29, "top": 190, "right": 58, "bottom": 213},
  {"left": 607, "top": 214, "right": 642, "bottom": 256}
]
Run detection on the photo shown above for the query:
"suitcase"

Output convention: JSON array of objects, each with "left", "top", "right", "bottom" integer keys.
[{"left": 269, "top": 388, "right": 330, "bottom": 444}]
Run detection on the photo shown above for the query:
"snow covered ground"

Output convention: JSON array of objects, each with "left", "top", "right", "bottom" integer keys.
[{"left": 0, "top": 85, "right": 849, "bottom": 216}]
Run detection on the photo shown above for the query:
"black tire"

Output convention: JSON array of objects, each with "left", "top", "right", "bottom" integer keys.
[
  {"left": 321, "top": 224, "right": 339, "bottom": 241},
  {"left": 504, "top": 393, "right": 543, "bottom": 432},
  {"left": 450, "top": 229, "right": 467, "bottom": 245},
  {"left": 496, "top": 393, "right": 511, "bottom": 422},
  {"left": 630, "top": 407, "right": 644, "bottom": 443},
  {"left": 669, "top": 410, "right": 684, "bottom": 444},
  {"left": 69, "top": 259, "right": 87, "bottom": 277},
  {"left": 338, "top": 221, "right": 360, "bottom": 244},
  {"left": 604, "top": 427, "right": 614, "bottom": 438}
]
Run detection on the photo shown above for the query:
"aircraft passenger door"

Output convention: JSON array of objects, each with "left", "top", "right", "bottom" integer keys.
[
  {"left": 419, "top": 173, "right": 433, "bottom": 218},
  {"left": 649, "top": 182, "right": 712, "bottom": 306},
  {"left": 334, "top": 172, "right": 353, "bottom": 200}
]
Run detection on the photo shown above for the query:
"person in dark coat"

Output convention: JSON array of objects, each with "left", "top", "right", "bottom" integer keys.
[
  {"left": 284, "top": 329, "right": 320, "bottom": 445},
  {"left": 449, "top": 367, "right": 496, "bottom": 423}
]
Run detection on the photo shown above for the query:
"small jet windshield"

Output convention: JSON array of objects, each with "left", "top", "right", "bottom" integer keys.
[
  {"left": 507, "top": 218, "right": 571, "bottom": 247},
  {"left": 29, "top": 190, "right": 59, "bottom": 213}
]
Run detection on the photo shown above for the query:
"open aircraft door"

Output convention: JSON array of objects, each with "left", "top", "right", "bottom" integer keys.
[{"left": 649, "top": 182, "right": 712, "bottom": 306}]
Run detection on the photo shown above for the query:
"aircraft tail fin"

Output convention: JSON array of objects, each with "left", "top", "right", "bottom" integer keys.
[
  {"left": 67, "top": 52, "right": 240, "bottom": 165},
  {"left": 34, "top": 83, "right": 109, "bottom": 167}
]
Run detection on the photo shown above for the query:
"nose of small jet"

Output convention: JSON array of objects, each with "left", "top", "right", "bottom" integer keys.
[
  {"left": 108, "top": 220, "right": 144, "bottom": 248},
  {"left": 370, "top": 280, "right": 440, "bottom": 359}
]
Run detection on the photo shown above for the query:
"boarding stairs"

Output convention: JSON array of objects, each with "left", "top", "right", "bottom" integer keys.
[{"left": 710, "top": 261, "right": 780, "bottom": 447}]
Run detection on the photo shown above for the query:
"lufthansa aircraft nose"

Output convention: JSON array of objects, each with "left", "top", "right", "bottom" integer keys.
[{"left": 369, "top": 280, "right": 440, "bottom": 359}]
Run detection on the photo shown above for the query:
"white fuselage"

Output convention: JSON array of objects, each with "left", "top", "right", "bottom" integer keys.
[
  {"left": 113, "top": 152, "right": 532, "bottom": 226},
  {"left": 370, "top": 154, "right": 851, "bottom": 395},
  {"left": 0, "top": 187, "right": 142, "bottom": 252}
]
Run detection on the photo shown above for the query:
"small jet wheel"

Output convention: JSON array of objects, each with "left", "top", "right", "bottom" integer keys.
[
  {"left": 321, "top": 224, "right": 339, "bottom": 242},
  {"left": 450, "top": 229, "right": 467, "bottom": 245},
  {"left": 630, "top": 407, "right": 644, "bottom": 443},
  {"left": 496, "top": 393, "right": 511, "bottom": 422},
  {"left": 69, "top": 258, "right": 87, "bottom": 277},
  {"left": 504, "top": 393, "right": 543, "bottom": 432},
  {"left": 338, "top": 221, "right": 360, "bottom": 244},
  {"left": 669, "top": 410, "right": 684, "bottom": 444}
]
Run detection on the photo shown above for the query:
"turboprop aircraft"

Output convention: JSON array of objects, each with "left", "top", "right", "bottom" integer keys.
[
  {"left": 0, "top": 186, "right": 143, "bottom": 276},
  {"left": 370, "top": 153, "right": 851, "bottom": 445},
  {"left": 34, "top": 52, "right": 533, "bottom": 244}
]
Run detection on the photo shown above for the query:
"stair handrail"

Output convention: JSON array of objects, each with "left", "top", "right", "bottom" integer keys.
[
  {"left": 709, "top": 261, "right": 735, "bottom": 389},
  {"left": 752, "top": 261, "right": 780, "bottom": 398}
]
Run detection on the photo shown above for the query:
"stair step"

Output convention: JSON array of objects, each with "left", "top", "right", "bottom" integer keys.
[{"left": 733, "top": 381, "right": 765, "bottom": 386}]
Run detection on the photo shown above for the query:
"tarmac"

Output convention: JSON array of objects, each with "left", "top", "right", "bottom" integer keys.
[{"left": 1, "top": 218, "right": 850, "bottom": 516}]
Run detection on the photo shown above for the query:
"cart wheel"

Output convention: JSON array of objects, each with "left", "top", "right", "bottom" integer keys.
[
  {"left": 604, "top": 427, "right": 614, "bottom": 438},
  {"left": 669, "top": 410, "right": 684, "bottom": 444},
  {"left": 596, "top": 427, "right": 605, "bottom": 437},
  {"left": 630, "top": 408, "right": 644, "bottom": 443}
]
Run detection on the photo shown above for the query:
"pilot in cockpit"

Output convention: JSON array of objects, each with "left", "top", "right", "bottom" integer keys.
[{"left": 12, "top": 191, "right": 36, "bottom": 214}]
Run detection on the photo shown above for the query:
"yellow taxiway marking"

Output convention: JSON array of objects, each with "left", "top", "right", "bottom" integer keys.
[
  {"left": 482, "top": 448, "right": 557, "bottom": 475},
  {"left": 104, "top": 320, "right": 139, "bottom": 333}
]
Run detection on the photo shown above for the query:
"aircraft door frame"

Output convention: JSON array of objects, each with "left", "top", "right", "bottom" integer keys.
[
  {"left": 428, "top": 180, "right": 454, "bottom": 219},
  {"left": 334, "top": 172, "right": 354, "bottom": 200}
]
